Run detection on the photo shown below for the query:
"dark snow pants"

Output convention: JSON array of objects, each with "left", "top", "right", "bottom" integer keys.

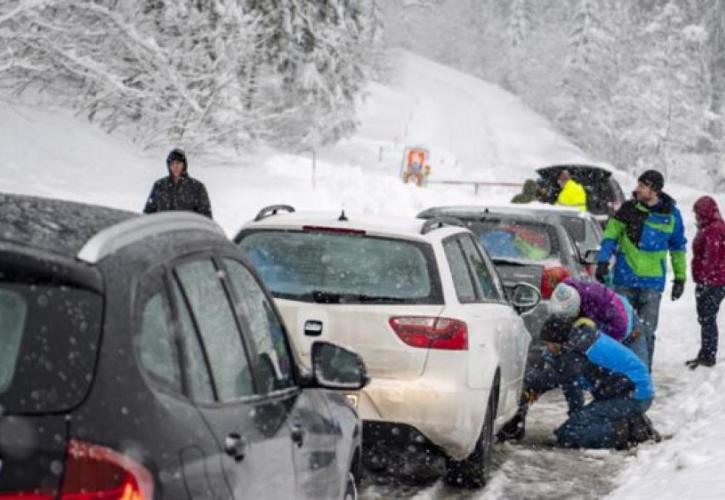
[
  {"left": 555, "top": 397, "right": 652, "bottom": 449},
  {"left": 696, "top": 284, "right": 725, "bottom": 363},
  {"left": 615, "top": 286, "right": 662, "bottom": 371}
]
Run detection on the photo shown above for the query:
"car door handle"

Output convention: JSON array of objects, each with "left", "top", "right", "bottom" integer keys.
[
  {"left": 291, "top": 424, "right": 306, "bottom": 447},
  {"left": 223, "top": 433, "right": 246, "bottom": 461},
  {"left": 304, "top": 320, "right": 323, "bottom": 336}
]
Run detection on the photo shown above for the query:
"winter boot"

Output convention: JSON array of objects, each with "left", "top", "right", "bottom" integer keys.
[
  {"left": 628, "top": 415, "right": 661, "bottom": 445},
  {"left": 497, "top": 409, "right": 526, "bottom": 442},
  {"left": 686, "top": 357, "right": 716, "bottom": 370},
  {"left": 613, "top": 419, "right": 631, "bottom": 450}
]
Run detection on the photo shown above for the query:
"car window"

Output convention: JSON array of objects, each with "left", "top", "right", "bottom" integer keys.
[
  {"left": 238, "top": 230, "right": 442, "bottom": 304},
  {"left": 137, "top": 291, "right": 182, "bottom": 391},
  {"left": 471, "top": 220, "right": 558, "bottom": 262},
  {"left": 444, "top": 239, "right": 477, "bottom": 302},
  {"left": 0, "top": 289, "right": 27, "bottom": 392},
  {"left": 175, "top": 259, "right": 255, "bottom": 402},
  {"left": 562, "top": 216, "right": 599, "bottom": 254},
  {"left": 459, "top": 235, "right": 502, "bottom": 301},
  {"left": 0, "top": 282, "right": 103, "bottom": 414},
  {"left": 222, "top": 258, "right": 295, "bottom": 393},
  {"left": 171, "top": 283, "right": 215, "bottom": 403}
]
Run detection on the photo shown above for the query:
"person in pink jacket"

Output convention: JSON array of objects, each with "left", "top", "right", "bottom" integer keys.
[{"left": 687, "top": 196, "right": 725, "bottom": 369}]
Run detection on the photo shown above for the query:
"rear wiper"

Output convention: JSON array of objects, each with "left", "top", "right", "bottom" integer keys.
[
  {"left": 491, "top": 258, "right": 532, "bottom": 267},
  {"left": 311, "top": 290, "right": 408, "bottom": 304}
]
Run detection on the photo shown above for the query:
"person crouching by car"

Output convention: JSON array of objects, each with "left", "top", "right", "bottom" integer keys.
[
  {"left": 497, "top": 279, "right": 646, "bottom": 442},
  {"left": 687, "top": 196, "right": 725, "bottom": 369},
  {"left": 143, "top": 148, "right": 212, "bottom": 218},
  {"left": 539, "top": 316, "right": 656, "bottom": 450}
]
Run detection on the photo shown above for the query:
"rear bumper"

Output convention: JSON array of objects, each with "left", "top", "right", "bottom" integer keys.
[{"left": 350, "top": 377, "right": 490, "bottom": 460}]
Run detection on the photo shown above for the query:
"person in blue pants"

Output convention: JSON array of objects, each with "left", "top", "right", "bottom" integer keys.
[{"left": 538, "top": 316, "right": 656, "bottom": 449}]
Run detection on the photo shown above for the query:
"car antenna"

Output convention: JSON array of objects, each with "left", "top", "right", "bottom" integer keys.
[{"left": 338, "top": 210, "right": 348, "bottom": 221}]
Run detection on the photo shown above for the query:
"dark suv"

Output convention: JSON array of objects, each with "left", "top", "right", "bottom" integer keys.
[
  {"left": 536, "top": 164, "right": 625, "bottom": 226},
  {"left": 0, "top": 194, "right": 365, "bottom": 499}
]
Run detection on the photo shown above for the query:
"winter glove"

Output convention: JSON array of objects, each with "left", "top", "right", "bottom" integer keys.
[
  {"left": 595, "top": 262, "right": 609, "bottom": 284},
  {"left": 671, "top": 279, "right": 685, "bottom": 301},
  {"left": 523, "top": 388, "right": 539, "bottom": 405}
]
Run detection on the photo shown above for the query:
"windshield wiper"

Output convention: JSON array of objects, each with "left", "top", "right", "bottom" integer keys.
[{"left": 311, "top": 290, "right": 409, "bottom": 304}]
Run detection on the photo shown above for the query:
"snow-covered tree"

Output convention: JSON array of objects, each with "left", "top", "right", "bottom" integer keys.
[
  {"left": 554, "top": 0, "right": 622, "bottom": 162},
  {"left": 0, "top": 0, "right": 381, "bottom": 152},
  {"left": 612, "top": 1, "right": 712, "bottom": 175},
  {"left": 508, "top": 0, "right": 531, "bottom": 49}
]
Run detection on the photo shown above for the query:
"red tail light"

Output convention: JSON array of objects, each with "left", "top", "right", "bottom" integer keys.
[
  {"left": 0, "top": 440, "right": 153, "bottom": 500},
  {"left": 61, "top": 439, "right": 153, "bottom": 500},
  {"left": 389, "top": 317, "right": 468, "bottom": 350},
  {"left": 540, "top": 266, "right": 571, "bottom": 299}
]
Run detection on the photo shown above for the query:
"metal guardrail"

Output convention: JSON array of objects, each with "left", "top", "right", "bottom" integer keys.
[{"left": 427, "top": 180, "right": 524, "bottom": 195}]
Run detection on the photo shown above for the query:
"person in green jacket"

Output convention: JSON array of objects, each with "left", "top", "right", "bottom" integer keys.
[
  {"left": 556, "top": 170, "right": 587, "bottom": 212},
  {"left": 595, "top": 170, "right": 687, "bottom": 370}
]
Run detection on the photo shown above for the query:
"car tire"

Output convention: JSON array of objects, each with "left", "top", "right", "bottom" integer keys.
[
  {"left": 444, "top": 384, "right": 497, "bottom": 488},
  {"left": 343, "top": 471, "right": 357, "bottom": 500}
]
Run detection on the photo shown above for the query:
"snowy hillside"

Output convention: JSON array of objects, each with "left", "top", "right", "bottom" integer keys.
[{"left": 1, "top": 50, "right": 723, "bottom": 499}]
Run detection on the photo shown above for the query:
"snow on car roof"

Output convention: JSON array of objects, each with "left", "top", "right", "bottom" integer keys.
[
  {"left": 419, "top": 203, "right": 596, "bottom": 220},
  {"left": 243, "top": 211, "right": 464, "bottom": 241}
]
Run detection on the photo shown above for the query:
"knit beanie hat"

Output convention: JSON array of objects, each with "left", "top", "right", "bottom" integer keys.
[
  {"left": 638, "top": 170, "right": 664, "bottom": 193},
  {"left": 549, "top": 282, "right": 581, "bottom": 318}
]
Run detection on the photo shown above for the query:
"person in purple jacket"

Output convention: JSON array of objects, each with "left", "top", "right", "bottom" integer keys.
[{"left": 549, "top": 278, "right": 648, "bottom": 365}]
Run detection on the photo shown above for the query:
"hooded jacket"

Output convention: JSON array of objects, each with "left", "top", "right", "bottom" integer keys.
[
  {"left": 143, "top": 162, "right": 212, "bottom": 218},
  {"left": 558, "top": 318, "right": 654, "bottom": 401},
  {"left": 597, "top": 192, "right": 687, "bottom": 291},
  {"left": 562, "top": 278, "right": 629, "bottom": 341},
  {"left": 692, "top": 196, "right": 725, "bottom": 286}
]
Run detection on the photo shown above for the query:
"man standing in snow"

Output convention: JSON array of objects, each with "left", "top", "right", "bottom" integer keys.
[
  {"left": 595, "top": 170, "right": 687, "bottom": 370},
  {"left": 143, "top": 148, "right": 212, "bottom": 218},
  {"left": 539, "top": 316, "right": 655, "bottom": 449},
  {"left": 687, "top": 196, "right": 725, "bottom": 369}
]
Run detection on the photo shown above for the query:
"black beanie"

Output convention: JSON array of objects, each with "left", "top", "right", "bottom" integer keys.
[
  {"left": 166, "top": 148, "right": 187, "bottom": 168},
  {"left": 539, "top": 316, "right": 575, "bottom": 344},
  {"left": 638, "top": 170, "right": 664, "bottom": 193}
]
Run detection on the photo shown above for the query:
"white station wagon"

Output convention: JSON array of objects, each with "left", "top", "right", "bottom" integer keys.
[{"left": 234, "top": 206, "right": 539, "bottom": 487}]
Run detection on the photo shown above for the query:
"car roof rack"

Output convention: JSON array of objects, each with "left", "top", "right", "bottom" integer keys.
[
  {"left": 254, "top": 204, "right": 296, "bottom": 221},
  {"left": 420, "top": 216, "right": 467, "bottom": 235},
  {"left": 77, "top": 212, "right": 226, "bottom": 264}
]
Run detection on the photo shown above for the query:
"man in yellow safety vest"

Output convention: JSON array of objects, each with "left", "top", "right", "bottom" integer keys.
[{"left": 556, "top": 169, "right": 587, "bottom": 212}]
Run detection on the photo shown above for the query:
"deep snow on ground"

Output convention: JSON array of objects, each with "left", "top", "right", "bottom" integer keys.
[{"left": 1, "top": 50, "right": 724, "bottom": 499}]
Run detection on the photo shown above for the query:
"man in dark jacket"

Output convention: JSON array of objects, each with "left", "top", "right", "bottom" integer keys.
[
  {"left": 595, "top": 169, "right": 687, "bottom": 370},
  {"left": 687, "top": 196, "right": 725, "bottom": 369},
  {"left": 538, "top": 316, "right": 655, "bottom": 449},
  {"left": 143, "top": 149, "right": 212, "bottom": 218}
]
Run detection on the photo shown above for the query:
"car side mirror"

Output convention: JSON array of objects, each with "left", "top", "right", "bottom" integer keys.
[
  {"left": 311, "top": 341, "right": 369, "bottom": 390},
  {"left": 582, "top": 248, "right": 599, "bottom": 265},
  {"left": 510, "top": 282, "right": 541, "bottom": 314}
]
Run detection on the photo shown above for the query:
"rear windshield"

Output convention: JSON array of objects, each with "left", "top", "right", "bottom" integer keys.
[
  {"left": 0, "top": 283, "right": 102, "bottom": 413},
  {"left": 469, "top": 220, "right": 560, "bottom": 262},
  {"left": 237, "top": 230, "right": 442, "bottom": 304}
]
